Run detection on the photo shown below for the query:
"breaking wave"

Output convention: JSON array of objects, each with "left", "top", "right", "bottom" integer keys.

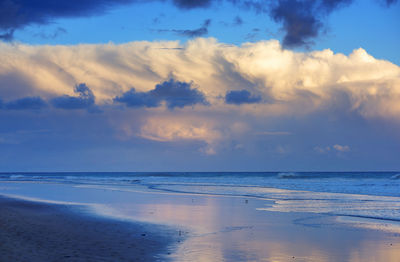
[
  {"left": 277, "top": 172, "right": 300, "bottom": 179},
  {"left": 390, "top": 173, "right": 400, "bottom": 180}
]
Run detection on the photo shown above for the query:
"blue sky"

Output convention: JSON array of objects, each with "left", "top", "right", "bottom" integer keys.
[
  {"left": 0, "top": 0, "right": 399, "bottom": 171},
  {"left": 10, "top": 0, "right": 400, "bottom": 63}
]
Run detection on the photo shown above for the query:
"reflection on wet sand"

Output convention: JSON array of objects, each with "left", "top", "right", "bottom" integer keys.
[
  {"left": 119, "top": 194, "right": 400, "bottom": 262},
  {"left": 349, "top": 242, "right": 400, "bottom": 262}
]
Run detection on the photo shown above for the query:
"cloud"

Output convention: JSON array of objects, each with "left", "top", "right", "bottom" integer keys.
[
  {"left": 157, "top": 19, "right": 211, "bottom": 38},
  {"left": 384, "top": 0, "right": 398, "bottom": 6},
  {"left": 229, "top": 0, "right": 396, "bottom": 48},
  {"left": 2, "top": 96, "right": 47, "bottom": 110},
  {"left": 172, "top": 0, "right": 396, "bottom": 48},
  {"left": 333, "top": 144, "right": 350, "bottom": 152},
  {"left": 221, "top": 16, "right": 243, "bottom": 27},
  {"left": 0, "top": 0, "right": 215, "bottom": 41},
  {"left": 0, "top": 83, "right": 101, "bottom": 112},
  {"left": 172, "top": 0, "right": 212, "bottom": 9},
  {"left": 34, "top": 27, "right": 67, "bottom": 39},
  {"left": 51, "top": 83, "right": 95, "bottom": 110},
  {"left": 0, "top": 39, "right": 400, "bottom": 168},
  {"left": 152, "top": 79, "right": 209, "bottom": 108},
  {"left": 245, "top": 28, "right": 261, "bottom": 40},
  {"left": 0, "top": 38, "right": 399, "bottom": 157},
  {"left": 114, "top": 78, "right": 208, "bottom": 109},
  {"left": 225, "top": 90, "right": 262, "bottom": 105},
  {"left": 0, "top": 0, "right": 138, "bottom": 37},
  {"left": 0, "top": 38, "right": 399, "bottom": 119},
  {"left": 1, "top": 0, "right": 396, "bottom": 46},
  {"left": 139, "top": 116, "right": 221, "bottom": 154},
  {"left": 0, "top": 30, "right": 14, "bottom": 41},
  {"left": 269, "top": 0, "right": 353, "bottom": 48},
  {"left": 170, "top": 0, "right": 393, "bottom": 47},
  {"left": 256, "top": 131, "right": 291, "bottom": 136},
  {"left": 152, "top": 13, "right": 165, "bottom": 25},
  {"left": 113, "top": 88, "right": 160, "bottom": 108},
  {"left": 314, "top": 146, "right": 331, "bottom": 153},
  {"left": 233, "top": 16, "right": 243, "bottom": 26},
  {"left": 315, "top": 144, "right": 350, "bottom": 153}
]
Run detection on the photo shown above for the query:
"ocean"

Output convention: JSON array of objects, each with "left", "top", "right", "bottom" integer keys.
[{"left": 1, "top": 171, "right": 400, "bottom": 223}]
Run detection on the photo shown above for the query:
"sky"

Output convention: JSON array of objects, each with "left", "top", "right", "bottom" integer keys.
[{"left": 0, "top": 0, "right": 399, "bottom": 172}]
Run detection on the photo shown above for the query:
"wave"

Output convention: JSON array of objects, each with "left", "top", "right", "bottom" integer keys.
[
  {"left": 147, "top": 182, "right": 400, "bottom": 224},
  {"left": 2, "top": 172, "right": 400, "bottom": 199},
  {"left": 1, "top": 171, "right": 400, "bottom": 181},
  {"left": 277, "top": 172, "right": 300, "bottom": 179},
  {"left": 390, "top": 173, "right": 400, "bottom": 180},
  {"left": 10, "top": 175, "right": 26, "bottom": 179}
]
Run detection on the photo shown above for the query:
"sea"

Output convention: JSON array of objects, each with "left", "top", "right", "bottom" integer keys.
[{"left": 1, "top": 171, "right": 400, "bottom": 223}]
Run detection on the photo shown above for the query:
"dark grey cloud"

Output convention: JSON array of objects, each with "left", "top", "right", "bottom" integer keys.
[
  {"left": 230, "top": 0, "right": 396, "bottom": 48},
  {"left": 0, "top": 0, "right": 138, "bottom": 39},
  {"left": 158, "top": 19, "right": 211, "bottom": 38},
  {"left": 34, "top": 27, "right": 67, "bottom": 39},
  {"left": 245, "top": 28, "right": 261, "bottom": 40},
  {"left": 228, "top": 0, "right": 268, "bottom": 13},
  {"left": 51, "top": 83, "right": 95, "bottom": 110},
  {"left": 0, "top": 83, "right": 101, "bottom": 112},
  {"left": 3, "top": 96, "right": 47, "bottom": 110},
  {"left": 152, "top": 78, "right": 209, "bottom": 108},
  {"left": 225, "top": 90, "right": 262, "bottom": 105},
  {"left": 113, "top": 88, "right": 160, "bottom": 108},
  {"left": 384, "top": 0, "right": 398, "bottom": 6},
  {"left": 152, "top": 13, "right": 165, "bottom": 25},
  {"left": 269, "top": 0, "right": 353, "bottom": 48},
  {"left": 0, "top": 0, "right": 211, "bottom": 40},
  {"left": 0, "top": 29, "right": 14, "bottom": 41},
  {"left": 0, "top": 0, "right": 396, "bottom": 46},
  {"left": 172, "top": 0, "right": 212, "bottom": 9},
  {"left": 221, "top": 15, "right": 243, "bottom": 27},
  {"left": 233, "top": 16, "right": 244, "bottom": 26},
  {"left": 114, "top": 79, "right": 208, "bottom": 109}
]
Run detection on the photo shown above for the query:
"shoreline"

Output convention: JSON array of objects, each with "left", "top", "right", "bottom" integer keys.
[
  {"left": 1, "top": 181, "right": 400, "bottom": 261},
  {"left": 0, "top": 196, "right": 181, "bottom": 262}
]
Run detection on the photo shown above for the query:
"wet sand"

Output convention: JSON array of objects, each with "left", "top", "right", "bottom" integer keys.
[{"left": 0, "top": 196, "right": 178, "bottom": 262}]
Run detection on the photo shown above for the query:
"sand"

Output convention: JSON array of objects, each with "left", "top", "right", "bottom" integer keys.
[{"left": 0, "top": 196, "right": 178, "bottom": 262}]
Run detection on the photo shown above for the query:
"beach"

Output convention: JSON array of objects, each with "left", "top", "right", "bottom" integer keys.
[
  {"left": 1, "top": 172, "right": 400, "bottom": 261},
  {"left": 0, "top": 196, "right": 178, "bottom": 262}
]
